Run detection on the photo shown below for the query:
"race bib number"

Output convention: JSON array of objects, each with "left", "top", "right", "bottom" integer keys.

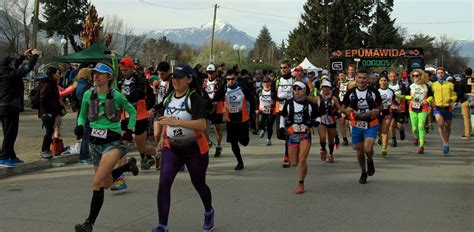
[
  {"left": 354, "top": 121, "right": 368, "bottom": 129},
  {"left": 278, "top": 100, "right": 285, "bottom": 111},
  {"left": 412, "top": 102, "right": 421, "bottom": 109},
  {"left": 91, "top": 128, "right": 108, "bottom": 139},
  {"left": 292, "top": 124, "right": 307, "bottom": 133},
  {"left": 228, "top": 106, "right": 240, "bottom": 113},
  {"left": 262, "top": 105, "right": 271, "bottom": 114}
]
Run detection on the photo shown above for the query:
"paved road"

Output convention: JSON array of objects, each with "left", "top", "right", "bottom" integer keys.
[{"left": 0, "top": 117, "right": 473, "bottom": 232}]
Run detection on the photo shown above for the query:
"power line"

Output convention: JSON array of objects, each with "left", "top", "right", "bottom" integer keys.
[
  {"left": 140, "top": 0, "right": 212, "bottom": 10},
  {"left": 397, "top": 20, "right": 473, "bottom": 25},
  {"left": 220, "top": 6, "right": 299, "bottom": 20}
]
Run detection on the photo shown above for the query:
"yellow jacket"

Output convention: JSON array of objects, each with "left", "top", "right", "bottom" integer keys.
[{"left": 431, "top": 81, "right": 457, "bottom": 107}]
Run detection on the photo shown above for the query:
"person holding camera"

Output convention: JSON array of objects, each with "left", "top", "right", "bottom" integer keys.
[{"left": 0, "top": 49, "right": 40, "bottom": 167}]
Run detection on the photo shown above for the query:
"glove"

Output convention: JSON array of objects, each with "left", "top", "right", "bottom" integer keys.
[
  {"left": 74, "top": 125, "right": 84, "bottom": 140},
  {"left": 122, "top": 129, "right": 134, "bottom": 142}
]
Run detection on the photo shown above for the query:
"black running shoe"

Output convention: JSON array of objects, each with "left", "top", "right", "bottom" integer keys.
[
  {"left": 75, "top": 220, "right": 93, "bottom": 232},
  {"left": 391, "top": 138, "right": 397, "bottom": 147},
  {"left": 367, "top": 160, "right": 375, "bottom": 176},
  {"left": 214, "top": 147, "right": 222, "bottom": 157},
  {"left": 335, "top": 136, "right": 340, "bottom": 145},
  {"left": 343, "top": 138, "right": 349, "bottom": 146},
  {"left": 128, "top": 157, "right": 139, "bottom": 176},
  {"left": 359, "top": 171, "right": 368, "bottom": 184},
  {"left": 234, "top": 162, "right": 244, "bottom": 170},
  {"left": 400, "top": 130, "right": 405, "bottom": 141}
]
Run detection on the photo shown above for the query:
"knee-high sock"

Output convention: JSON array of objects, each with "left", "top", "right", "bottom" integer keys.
[{"left": 87, "top": 188, "right": 104, "bottom": 224}]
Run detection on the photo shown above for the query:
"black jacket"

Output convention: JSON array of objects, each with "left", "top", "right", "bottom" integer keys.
[
  {"left": 0, "top": 55, "right": 38, "bottom": 115},
  {"left": 38, "top": 77, "right": 61, "bottom": 117}
]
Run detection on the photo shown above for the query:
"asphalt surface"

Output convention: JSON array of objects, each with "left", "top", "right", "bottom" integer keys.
[{"left": 0, "top": 116, "right": 473, "bottom": 232}]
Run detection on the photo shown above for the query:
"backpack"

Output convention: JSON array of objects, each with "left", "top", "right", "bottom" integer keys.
[
  {"left": 163, "top": 89, "right": 197, "bottom": 114},
  {"left": 284, "top": 99, "right": 310, "bottom": 126},
  {"left": 29, "top": 83, "right": 40, "bottom": 110}
]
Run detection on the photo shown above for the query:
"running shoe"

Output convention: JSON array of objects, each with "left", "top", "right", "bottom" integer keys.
[
  {"left": 258, "top": 130, "right": 265, "bottom": 138},
  {"left": 78, "top": 159, "right": 92, "bottom": 165},
  {"left": 391, "top": 138, "right": 397, "bottom": 147},
  {"left": 203, "top": 208, "right": 215, "bottom": 232},
  {"left": 400, "top": 130, "right": 406, "bottom": 141},
  {"left": 334, "top": 143, "right": 340, "bottom": 151},
  {"left": 461, "top": 135, "right": 471, "bottom": 140},
  {"left": 252, "top": 129, "right": 259, "bottom": 135},
  {"left": 429, "top": 124, "right": 434, "bottom": 131},
  {"left": 266, "top": 139, "right": 272, "bottom": 146},
  {"left": 75, "top": 220, "right": 93, "bottom": 232},
  {"left": 328, "top": 154, "right": 334, "bottom": 163},
  {"left": 152, "top": 225, "right": 169, "bottom": 232},
  {"left": 9, "top": 157, "right": 24, "bottom": 164},
  {"left": 343, "top": 138, "right": 349, "bottom": 146},
  {"left": 214, "top": 146, "right": 222, "bottom": 157},
  {"left": 335, "top": 136, "right": 340, "bottom": 146},
  {"left": 295, "top": 183, "right": 305, "bottom": 194},
  {"left": 0, "top": 159, "right": 16, "bottom": 168},
  {"left": 128, "top": 157, "right": 139, "bottom": 176},
  {"left": 377, "top": 136, "right": 382, "bottom": 146},
  {"left": 320, "top": 149, "right": 327, "bottom": 161},
  {"left": 141, "top": 156, "right": 154, "bottom": 170},
  {"left": 418, "top": 146, "right": 424, "bottom": 154},
  {"left": 282, "top": 156, "right": 290, "bottom": 168},
  {"left": 110, "top": 175, "right": 127, "bottom": 191},
  {"left": 413, "top": 138, "right": 419, "bottom": 146},
  {"left": 39, "top": 151, "right": 52, "bottom": 159},
  {"left": 443, "top": 145, "right": 450, "bottom": 155},
  {"left": 234, "top": 162, "right": 244, "bottom": 170},
  {"left": 367, "top": 160, "right": 375, "bottom": 176},
  {"left": 425, "top": 125, "right": 430, "bottom": 134},
  {"left": 382, "top": 149, "right": 387, "bottom": 157},
  {"left": 359, "top": 171, "right": 368, "bottom": 184}
]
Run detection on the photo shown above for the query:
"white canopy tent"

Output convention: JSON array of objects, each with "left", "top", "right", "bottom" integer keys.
[{"left": 297, "top": 57, "right": 322, "bottom": 72}]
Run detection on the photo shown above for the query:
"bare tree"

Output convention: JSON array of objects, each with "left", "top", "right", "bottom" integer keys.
[
  {"left": 102, "top": 14, "right": 124, "bottom": 50},
  {"left": 122, "top": 25, "right": 146, "bottom": 57},
  {"left": 0, "top": 0, "right": 31, "bottom": 54}
]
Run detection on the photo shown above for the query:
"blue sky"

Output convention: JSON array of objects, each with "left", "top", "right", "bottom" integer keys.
[{"left": 90, "top": 0, "right": 473, "bottom": 42}]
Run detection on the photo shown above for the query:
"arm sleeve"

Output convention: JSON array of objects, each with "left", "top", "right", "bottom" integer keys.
[
  {"left": 190, "top": 92, "right": 206, "bottom": 120},
  {"left": 342, "top": 90, "right": 351, "bottom": 107},
  {"left": 77, "top": 90, "right": 90, "bottom": 126}
]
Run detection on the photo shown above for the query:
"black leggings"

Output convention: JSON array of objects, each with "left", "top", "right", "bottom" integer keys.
[
  {"left": 41, "top": 115, "right": 56, "bottom": 152},
  {"left": 258, "top": 114, "right": 275, "bottom": 139},
  {"left": 157, "top": 148, "right": 212, "bottom": 225}
]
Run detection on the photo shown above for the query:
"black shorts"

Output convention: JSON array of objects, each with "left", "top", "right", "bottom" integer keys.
[
  {"left": 392, "top": 111, "right": 406, "bottom": 124},
  {"left": 121, "top": 119, "right": 148, "bottom": 135},
  {"left": 321, "top": 123, "right": 337, "bottom": 128},
  {"left": 226, "top": 121, "right": 249, "bottom": 146},
  {"left": 208, "top": 113, "right": 224, "bottom": 125}
]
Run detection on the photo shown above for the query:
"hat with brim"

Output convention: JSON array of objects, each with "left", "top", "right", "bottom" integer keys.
[
  {"left": 293, "top": 81, "right": 306, "bottom": 89},
  {"left": 92, "top": 63, "right": 113, "bottom": 75},
  {"left": 321, "top": 80, "right": 332, "bottom": 88},
  {"left": 172, "top": 64, "right": 193, "bottom": 78}
]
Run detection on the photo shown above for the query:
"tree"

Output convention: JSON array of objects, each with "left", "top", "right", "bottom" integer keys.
[
  {"left": 367, "top": 0, "right": 403, "bottom": 48},
  {"left": 40, "top": 0, "right": 91, "bottom": 54},
  {"left": 191, "top": 39, "right": 239, "bottom": 67},
  {"left": 0, "top": 0, "right": 32, "bottom": 55},
  {"left": 248, "top": 25, "right": 277, "bottom": 65},
  {"left": 138, "top": 36, "right": 185, "bottom": 66}
]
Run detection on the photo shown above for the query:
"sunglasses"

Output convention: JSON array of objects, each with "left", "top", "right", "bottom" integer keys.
[
  {"left": 292, "top": 87, "right": 303, "bottom": 91},
  {"left": 226, "top": 78, "right": 236, "bottom": 81},
  {"left": 280, "top": 66, "right": 288, "bottom": 69},
  {"left": 412, "top": 74, "right": 420, "bottom": 77}
]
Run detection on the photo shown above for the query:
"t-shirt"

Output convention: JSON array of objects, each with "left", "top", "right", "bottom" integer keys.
[{"left": 164, "top": 91, "right": 206, "bottom": 140}]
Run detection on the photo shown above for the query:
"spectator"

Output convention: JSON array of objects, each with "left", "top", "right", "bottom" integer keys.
[
  {"left": 75, "top": 68, "right": 93, "bottom": 163},
  {"left": 458, "top": 68, "right": 472, "bottom": 139},
  {"left": 0, "top": 49, "right": 40, "bottom": 167}
]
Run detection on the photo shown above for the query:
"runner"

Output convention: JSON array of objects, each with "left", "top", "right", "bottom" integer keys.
[
  {"left": 275, "top": 60, "right": 294, "bottom": 168},
  {"left": 431, "top": 67, "right": 457, "bottom": 155},
  {"left": 202, "top": 64, "right": 225, "bottom": 157},
  {"left": 153, "top": 64, "right": 214, "bottom": 232},
  {"left": 388, "top": 71, "right": 408, "bottom": 147},
  {"left": 280, "top": 81, "right": 318, "bottom": 194},
  {"left": 256, "top": 76, "right": 277, "bottom": 145},
  {"left": 398, "top": 69, "right": 433, "bottom": 154},
  {"left": 316, "top": 80, "right": 342, "bottom": 163},
  {"left": 74, "top": 63, "right": 139, "bottom": 232},
  {"left": 220, "top": 70, "right": 255, "bottom": 170},
  {"left": 341, "top": 67, "right": 382, "bottom": 184},
  {"left": 378, "top": 74, "right": 397, "bottom": 157},
  {"left": 334, "top": 71, "right": 355, "bottom": 146}
]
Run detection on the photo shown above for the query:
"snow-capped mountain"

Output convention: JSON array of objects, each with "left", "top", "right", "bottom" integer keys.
[{"left": 148, "top": 20, "right": 255, "bottom": 49}]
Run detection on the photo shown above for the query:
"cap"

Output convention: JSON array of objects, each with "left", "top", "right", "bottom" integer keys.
[
  {"left": 172, "top": 64, "right": 193, "bottom": 78},
  {"left": 308, "top": 71, "right": 315, "bottom": 75},
  {"left": 157, "top": 61, "right": 170, "bottom": 72},
  {"left": 321, "top": 80, "right": 332, "bottom": 88},
  {"left": 262, "top": 76, "right": 272, "bottom": 82},
  {"left": 92, "top": 63, "right": 113, "bottom": 75},
  {"left": 322, "top": 69, "right": 329, "bottom": 75},
  {"left": 119, "top": 58, "right": 134, "bottom": 68},
  {"left": 206, "top": 64, "right": 216, "bottom": 72},
  {"left": 293, "top": 81, "right": 306, "bottom": 89},
  {"left": 295, "top": 66, "right": 303, "bottom": 72},
  {"left": 321, "top": 75, "right": 330, "bottom": 82},
  {"left": 446, "top": 76, "right": 453, "bottom": 81},
  {"left": 465, "top": 67, "right": 472, "bottom": 75},
  {"left": 401, "top": 70, "right": 408, "bottom": 78}
]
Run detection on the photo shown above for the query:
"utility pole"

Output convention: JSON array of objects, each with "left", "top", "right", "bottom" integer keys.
[
  {"left": 209, "top": 4, "right": 218, "bottom": 64},
  {"left": 31, "top": 0, "right": 40, "bottom": 48}
]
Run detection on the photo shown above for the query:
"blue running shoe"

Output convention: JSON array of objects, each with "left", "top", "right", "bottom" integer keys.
[
  {"left": 0, "top": 159, "right": 16, "bottom": 168},
  {"left": 203, "top": 208, "right": 215, "bottom": 232},
  {"left": 10, "top": 157, "right": 24, "bottom": 164},
  {"left": 443, "top": 145, "right": 449, "bottom": 155},
  {"left": 152, "top": 225, "right": 168, "bottom": 232}
]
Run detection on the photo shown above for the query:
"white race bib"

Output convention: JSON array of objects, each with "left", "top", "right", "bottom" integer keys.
[
  {"left": 412, "top": 102, "right": 421, "bottom": 109},
  {"left": 354, "top": 121, "right": 368, "bottom": 129},
  {"left": 292, "top": 124, "right": 307, "bottom": 133},
  {"left": 91, "top": 128, "right": 108, "bottom": 139},
  {"left": 262, "top": 105, "right": 271, "bottom": 114},
  {"left": 278, "top": 100, "right": 285, "bottom": 111},
  {"left": 228, "top": 106, "right": 239, "bottom": 113}
]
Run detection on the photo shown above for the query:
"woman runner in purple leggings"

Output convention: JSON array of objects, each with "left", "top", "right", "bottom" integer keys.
[{"left": 153, "top": 64, "right": 214, "bottom": 232}]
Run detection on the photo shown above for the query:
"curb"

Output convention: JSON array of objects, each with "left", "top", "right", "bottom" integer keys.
[{"left": 0, "top": 154, "right": 79, "bottom": 179}]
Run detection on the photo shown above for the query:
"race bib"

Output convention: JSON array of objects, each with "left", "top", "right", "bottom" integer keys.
[
  {"left": 354, "top": 121, "right": 368, "bottom": 129},
  {"left": 292, "top": 124, "right": 307, "bottom": 133},
  {"left": 91, "top": 128, "right": 108, "bottom": 139},
  {"left": 278, "top": 100, "right": 285, "bottom": 111},
  {"left": 412, "top": 102, "right": 421, "bottom": 109},
  {"left": 228, "top": 106, "right": 240, "bottom": 113},
  {"left": 262, "top": 105, "right": 271, "bottom": 114},
  {"left": 322, "top": 116, "right": 333, "bottom": 125}
]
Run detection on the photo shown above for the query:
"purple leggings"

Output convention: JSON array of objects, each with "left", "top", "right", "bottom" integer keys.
[{"left": 158, "top": 148, "right": 213, "bottom": 225}]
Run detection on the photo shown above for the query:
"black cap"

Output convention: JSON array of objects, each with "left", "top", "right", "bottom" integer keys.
[{"left": 172, "top": 64, "right": 193, "bottom": 78}]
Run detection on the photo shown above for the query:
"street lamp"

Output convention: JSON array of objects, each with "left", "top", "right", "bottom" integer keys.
[
  {"left": 48, "top": 38, "right": 67, "bottom": 55},
  {"left": 233, "top": 44, "right": 246, "bottom": 66},
  {"left": 354, "top": 58, "right": 361, "bottom": 70}
]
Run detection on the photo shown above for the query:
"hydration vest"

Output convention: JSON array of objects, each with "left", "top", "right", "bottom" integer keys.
[
  {"left": 319, "top": 94, "right": 337, "bottom": 116},
  {"left": 285, "top": 99, "right": 310, "bottom": 126},
  {"left": 349, "top": 88, "right": 377, "bottom": 111},
  {"left": 163, "top": 89, "right": 196, "bottom": 114},
  {"left": 88, "top": 88, "right": 121, "bottom": 122}
]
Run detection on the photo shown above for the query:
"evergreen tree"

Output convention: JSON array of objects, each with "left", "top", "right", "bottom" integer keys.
[
  {"left": 249, "top": 25, "right": 276, "bottom": 65},
  {"left": 367, "top": 0, "right": 403, "bottom": 48}
]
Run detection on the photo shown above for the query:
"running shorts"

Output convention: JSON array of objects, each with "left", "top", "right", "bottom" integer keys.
[
  {"left": 351, "top": 125, "right": 380, "bottom": 145},
  {"left": 121, "top": 119, "right": 148, "bottom": 135},
  {"left": 89, "top": 140, "right": 127, "bottom": 166},
  {"left": 288, "top": 133, "right": 311, "bottom": 147},
  {"left": 433, "top": 108, "right": 452, "bottom": 121}
]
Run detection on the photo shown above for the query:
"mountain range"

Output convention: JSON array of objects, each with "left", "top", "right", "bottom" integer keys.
[{"left": 148, "top": 20, "right": 255, "bottom": 50}]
